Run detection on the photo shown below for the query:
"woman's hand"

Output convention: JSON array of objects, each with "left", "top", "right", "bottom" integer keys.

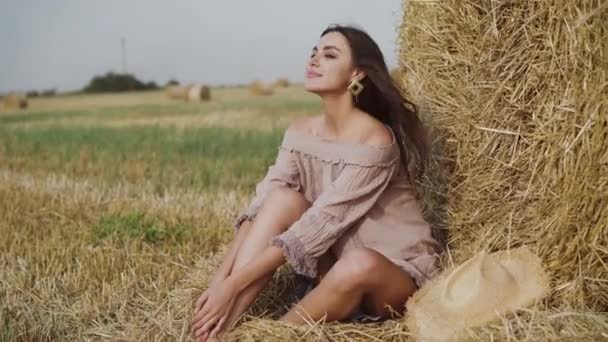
[
  {"left": 193, "top": 276, "right": 223, "bottom": 314},
  {"left": 191, "top": 278, "right": 237, "bottom": 340}
]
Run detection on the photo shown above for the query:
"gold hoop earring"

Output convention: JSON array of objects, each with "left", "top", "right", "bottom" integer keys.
[{"left": 348, "top": 78, "right": 364, "bottom": 97}]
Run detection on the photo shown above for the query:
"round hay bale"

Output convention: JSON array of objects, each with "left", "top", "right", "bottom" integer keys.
[
  {"left": 2, "top": 92, "right": 28, "bottom": 110},
  {"left": 186, "top": 83, "right": 211, "bottom": 102},
  {"left": 249, "top": 80, "right": 274, "bottom": 96},
  {"left": 165, "top": 85, "right": 189, "bottom": 101},
  {"left": 401, "top": 0, "right": 607, "bottom": 311},
  {"left": 273, "top": 77, "right": 290, "bottom": 88}
]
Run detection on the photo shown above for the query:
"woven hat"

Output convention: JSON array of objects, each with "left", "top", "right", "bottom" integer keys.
[{"left": 405, "top": 245, "right": 550, "bottom": 341}]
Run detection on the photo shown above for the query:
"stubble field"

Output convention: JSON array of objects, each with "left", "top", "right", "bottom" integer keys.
[{"left": 0, "top": 86, "right": 321, "bottom": 340}]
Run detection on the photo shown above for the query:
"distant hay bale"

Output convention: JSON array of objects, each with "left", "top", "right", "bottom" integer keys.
[
  {"left": 166, "top": 84, "right": 211, "bottom": 102},
  {"left": 400, "top": 0, "right": 607, "bottom": 312},
  {"left": 249, "top": 80, "right": 274, "bottom": 96},
  {"left": 165, "top": 85, "right": 188, "bottom": 100},
  {"left": 273, "top": 77, "right": 290, "bottom": 88},
  {"left": 185, "top": 83, "right": 211, "bottom": 102},
  {"left": 2, "top": 92, "right": 28, "bottom": 110}
]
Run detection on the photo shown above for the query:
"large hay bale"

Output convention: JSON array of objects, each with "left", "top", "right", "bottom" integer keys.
[
  {"left": 249, "top": 80, "right": 274, "bottom": 96},
  {"left": 399, "top": 0, "right": 607, "bottom": 311},
  {"left": 2, "top": 92, "right": 28, "bottom": 110},
  {"left": 185, "top": 83, "right": 211, "bottom": 102}
]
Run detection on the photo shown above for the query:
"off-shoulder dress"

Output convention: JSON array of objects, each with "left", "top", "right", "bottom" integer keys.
[{"left": 234, "top": 123, "right": 442, "bottom": 322}]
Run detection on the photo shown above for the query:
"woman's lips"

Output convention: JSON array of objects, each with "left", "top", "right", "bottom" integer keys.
[{"left": 306, "top": 71, "right": 322, "bottom": 78}]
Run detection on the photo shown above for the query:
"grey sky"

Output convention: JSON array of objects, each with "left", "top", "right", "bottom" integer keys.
[{"left": 0, "top": 0, "right": 403, "bottom": 93}]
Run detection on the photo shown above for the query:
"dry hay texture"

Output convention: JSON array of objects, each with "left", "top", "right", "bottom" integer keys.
[
  {"left": 2, "top": 1, "right": 608, "bottom": 341},
  {"left": 398, "top": 0, "right": 607, "bottom": 325},
  {"left": 1, "top": 171, "right": 606, "bottom": 341}
]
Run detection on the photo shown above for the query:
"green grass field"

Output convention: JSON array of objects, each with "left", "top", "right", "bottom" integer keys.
[{"left": 0, "top": 86, "right": 322, "bottom": 340}]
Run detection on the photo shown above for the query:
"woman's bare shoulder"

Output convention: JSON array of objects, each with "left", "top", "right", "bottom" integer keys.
[
  {"left": 356, "top": 114, "right": 395, "bottom": 148},
  {"left": 364, "top": 122, "right": 394, "bottom": 148},
  {"left": 285, "top": 114, "right": 394, "bottom": 149}
]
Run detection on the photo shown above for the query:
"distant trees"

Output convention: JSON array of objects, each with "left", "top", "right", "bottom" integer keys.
[
  {"left": 166, "top": 79, "right": 180, "bottom": 87},
  {"left": 83, "top": 72, "right": 159, "bottom": 93},
  {"left": 25, "top": 88, "right": 56, "bottom": 97}
]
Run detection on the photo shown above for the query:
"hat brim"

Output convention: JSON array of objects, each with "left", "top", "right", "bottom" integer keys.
[{"left": 405, "top": 246, "right": 551, "bottom": 341}]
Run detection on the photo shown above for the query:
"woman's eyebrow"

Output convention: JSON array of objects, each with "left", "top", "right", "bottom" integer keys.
[{"left": 312, "top": 45, "right": 342, "bottom": 53}]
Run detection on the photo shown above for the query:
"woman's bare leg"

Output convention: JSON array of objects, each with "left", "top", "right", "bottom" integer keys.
[
  {"left": 313, "top": 250, "right": 337, "bottom": 285},
  {"left": 207, "top": 218, "right": 253, "bottom": 284},
  {"left": 217, "top": 187, "right": 311, "bottom": 334},
  {"left": 279, "top": 248, "right": 417, "bottom": 324}
]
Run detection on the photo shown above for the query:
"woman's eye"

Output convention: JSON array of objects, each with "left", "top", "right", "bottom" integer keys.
[{"left": 309, "top": 53, "right": 336, "bottom": 59}]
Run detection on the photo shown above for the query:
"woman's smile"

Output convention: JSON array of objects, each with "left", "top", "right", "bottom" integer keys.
[{"left": 306, "top": 69, "right": 322, "bottom": 78}]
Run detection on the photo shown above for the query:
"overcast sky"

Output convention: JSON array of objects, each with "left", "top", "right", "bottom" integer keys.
[{"left": 0, "top": 0, "right": 403, "bottom": 93}]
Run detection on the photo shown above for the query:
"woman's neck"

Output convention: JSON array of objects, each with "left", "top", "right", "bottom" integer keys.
[{"left": 319, "top": 92, "right": 358, "bottom": 137}]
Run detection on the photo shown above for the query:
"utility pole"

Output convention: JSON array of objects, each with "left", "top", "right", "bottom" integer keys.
[{"left": 121, "top": 37, "right": 127, "bottom": 74}]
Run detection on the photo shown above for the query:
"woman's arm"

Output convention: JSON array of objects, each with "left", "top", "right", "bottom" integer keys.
[
  {"left": 225, "top": 244, "right": 286, "bottom": 293},
  {"left": 270, "top": 161, "right": 398, "bottom": 280},
  {"left": 233, "top": 122, "right": 303, "bottom": 232},
  {"left": 190, "top": 244, "right": 286, "bottom": 339},
  {"left": 210, "top": 220, "right": 252, "bottom": 283}
]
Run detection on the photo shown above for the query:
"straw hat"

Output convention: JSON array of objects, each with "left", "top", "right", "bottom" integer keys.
[{"left": 405, "top": 245, "right": 550, "bottom": 341}]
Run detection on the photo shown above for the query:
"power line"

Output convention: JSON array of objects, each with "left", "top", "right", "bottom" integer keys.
[{"left": 121, "top": 37, "right": 127, "bottom": 73}]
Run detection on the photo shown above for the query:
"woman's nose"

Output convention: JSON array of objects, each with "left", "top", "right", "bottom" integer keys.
[{"left": 308, "top": 55, "right": 319, "bottom": 67}]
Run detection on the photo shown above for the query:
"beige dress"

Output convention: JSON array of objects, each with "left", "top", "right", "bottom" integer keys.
[{"left": 234, "top": 124, "right": 442, "bottom": 289}]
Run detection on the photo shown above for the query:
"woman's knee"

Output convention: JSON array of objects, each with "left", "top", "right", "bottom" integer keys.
[
  {"left": 323, "top": 248, "right": 382, "bottom": 292},
  {"left": 237, "top": 187, "right": 310, "bottom": 244},
  {"left": 258, "top": 186, "right": 311, "bottom": 222}
]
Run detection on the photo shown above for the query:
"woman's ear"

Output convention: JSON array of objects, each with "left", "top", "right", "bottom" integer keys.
[{"left": 351, "top": 69, "right": 367, "bottom": 82}]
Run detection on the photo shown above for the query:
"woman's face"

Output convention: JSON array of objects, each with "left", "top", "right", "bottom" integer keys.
[{"left": 304, "top": 31, "right": 360, "bottom": 95}]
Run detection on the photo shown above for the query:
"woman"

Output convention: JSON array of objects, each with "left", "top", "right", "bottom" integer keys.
[{"left": 191, "top": 24, "right": 442, "bottom": 341}]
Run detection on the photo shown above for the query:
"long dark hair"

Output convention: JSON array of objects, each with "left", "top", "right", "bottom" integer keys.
[{"left": 321, "top": 24, "right": 430, "bottom": 186}]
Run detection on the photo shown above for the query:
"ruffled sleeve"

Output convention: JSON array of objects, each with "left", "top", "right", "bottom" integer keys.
[
  {"left": 233, "top": 137, "right": 301, "bottom": 231},
  {"left": 270, "top": 161, "right": 398, "bottom": 278}
]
